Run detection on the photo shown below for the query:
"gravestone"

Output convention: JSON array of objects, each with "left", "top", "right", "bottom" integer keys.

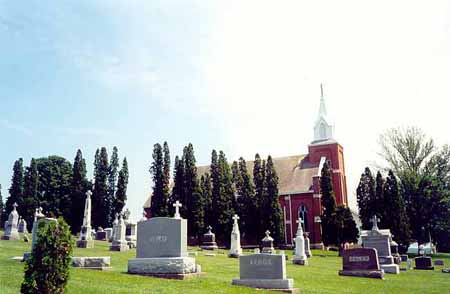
[
  {"left": 126, "top": 222, "right": 137, "bottom": 248},
  {"left": 95, "top": 227, "right": 107, "bottom": 241},
  {"left": 414, "top": 256, "right": 434, "bottom": 270},
  {"left": 105, "top": 228, "right": 113, "bottom": 241},
  {"left": 24, "top": 208, "right": 57, "bottom": 260},
  {"left": 110, "top": 214, "right": 129, "bottom": 251},
  {"left": 72, "top": 257, "right": 111, "bottom": 270},
  {"left": 111, "top": 214, "right": 119, "bottom": 242},
  {"left": 292, "top": 217, "right": 308, "bottom": 265},
  {"left": 435, "top": 260, "right": 444, "bottom": 266},
  {"left": 400, "top": 254, "right": 409, "bottom": 262},
  {"left": 232, "top": 253, "right": 297, "bottom": 292},
  {"left": 76, "top": 191, "right": 94, "bottom": 248},
  {"left": 18, "top": 217, "right": 28, "bottom": 234},
  {"left": 261, "top": 231, "right": 275, "bottom": 254},
  {"left": 200, "top": 226, "right": 218, "bottom": 250},
  {"left": 390, "top": 240, "right": 401, "bottom": 264},
  {"left": 338, "top": 248, "right": 384, "bottom": 279},
  {"left": 361, "top": 215, "right": 399, "bottom": 274},
  {"left": 228, "top": 214, "right": 242, "bottom": 258},
  {"left": 2, "top": 203, "right": 20, "bottom": 240},
  {"left": 127, "top": 201, "right": 201, "bottom": 279},
  {"left": 304, "top": 232, "right": 312, "bottom": 258}
]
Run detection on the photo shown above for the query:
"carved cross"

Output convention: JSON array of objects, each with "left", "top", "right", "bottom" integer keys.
[
  {"left": 370, "top": 215, "right": 380, "bottom": 230},
  {"left": 207, "top": 225, "right": 212, "bottom": 233},
  {"left": 232, "top": 214, "right": 240, "bottom": 224},
  {"left": 86, "top": 190, "right": 92, "bottom": 199},
  {"left": 173, "top": 201, "right": 182, "bottom": 219},
  {"left": 265, "top": 230, "right": 271, "bottom": 237},
  {"left": 12, "top": 202, "right": 18, "bottom": 210}
]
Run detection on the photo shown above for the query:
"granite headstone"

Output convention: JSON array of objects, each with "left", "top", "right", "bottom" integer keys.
[{"left": 338, "top": 248, "right": 384, "bottom": 279}]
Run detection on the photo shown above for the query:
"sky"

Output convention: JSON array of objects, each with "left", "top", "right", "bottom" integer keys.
[{"left": 1, "top": 0, "right": 449, "bottom": 221}]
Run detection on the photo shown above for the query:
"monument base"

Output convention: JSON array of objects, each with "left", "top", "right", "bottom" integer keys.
[
  {"left": 200, "top": 244, "right": 218, "bottom": 250},
  {"left": 262, "top": 248, "right": 276, "bottom": 254},
  {"left": 76, "top": 239, "right": 94, "bottom": 248},
  {"left": 128, "top": 257, "right": 201, "bottom": 276},
  {"left": 292, "top": 257, "right": 308, "bottom": 265},
  {"left": 72, "top": 257, "right": 111, "bottom": 270},
  {"left": 1, "top": 233, "right": 20, "bottom": 240},
  {"left": 381, "top": 264, "right": 400, "bottom": 274},
  {"left": 232, "top": 278, "right": 295, "bottom": 292},
  {"left": 339, "top": 270, "right": 384, "bottom": 279},
  {"left": 110, "top": 241, "right": 129, "bottom": 251},
  {"left": 228, "top": 252, "right": 241, "bottom": 258}
]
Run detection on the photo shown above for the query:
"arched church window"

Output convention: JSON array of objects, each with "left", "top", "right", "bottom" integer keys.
[{"left": 298, "top": 205, "right": 308, "bottom": 232}]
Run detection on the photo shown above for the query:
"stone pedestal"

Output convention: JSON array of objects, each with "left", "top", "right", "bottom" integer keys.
[
  {"left": 77, "top": 191, "right": 94, "bottom": 249},
  {"left": 128, "top": 257, "right": 200, "bottom": 275},
  {"left": 232, "top": 253, "right": 296, "bottom": 292},
  {"left": 200, "top": 226, "right": 218, "bottom": 250}
]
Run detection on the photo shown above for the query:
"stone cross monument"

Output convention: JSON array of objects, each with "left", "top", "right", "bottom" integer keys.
[
  {"left": 229, "top": 214, "right": 242, "bottom": 258},
  {"left": 293, "top": 217, "right": 308, "bottom": 265},
  {"left": 370, "top": 215, "right": 380, "bottom": 231},
  {"left": 110, "top": 213, "right": 129, "bottom": 251},
  {"left": 261, "top": 230, "right": 275, "bottom": 254},
  {"left": 173, "top": 201, "right": 182, "bottom": 219},
  {"left": 2, "top": 202, "right": 20, "bottom": 240},
  {"left": 76, "top": 190, "right": 94, "bottom": 248}
]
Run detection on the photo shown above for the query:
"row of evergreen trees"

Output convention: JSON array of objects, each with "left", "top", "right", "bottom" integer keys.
[
  {"left": 357, "top": 168, "right": 411, "bottom": 249},
  {"left": 320, "top": 161, "right": 359, "bottom": 247},
  {"left": 149, "top": 142, "right": 285, "bottom": 244},
  {"left": 1, "top": 147, "right": 129, "bottom": 232}
]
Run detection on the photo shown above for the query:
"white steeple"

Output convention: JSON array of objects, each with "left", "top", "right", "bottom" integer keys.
[{"left": 313, "top": 84, "right": 334, "bottom": 142}]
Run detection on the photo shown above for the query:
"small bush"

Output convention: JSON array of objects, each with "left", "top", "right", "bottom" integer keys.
[{"left": 21, "top": 217, "right": 74, "bottom": 294}]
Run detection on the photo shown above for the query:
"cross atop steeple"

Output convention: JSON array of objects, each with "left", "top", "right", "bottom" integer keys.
[{"left": 313, "top": 83, "right": 334, "bottom": 143}]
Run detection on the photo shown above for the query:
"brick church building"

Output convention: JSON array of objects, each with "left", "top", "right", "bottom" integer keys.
[{"left": 144, "top": 86, "right": 349, "bottom": 248}]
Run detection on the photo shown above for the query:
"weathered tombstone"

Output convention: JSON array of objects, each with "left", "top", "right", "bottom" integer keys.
[
  {"left": 72, "top": 257, "right": 111, "bottom": 270},
  {"left": 111, "top": 214, "right": 119, "bottom": 242},
  {"left": 95, "top": 227, "right": 107, "bottom": 241},
  {"left": 435, "top": 260, "right": 444, "bottom": 266},
  {"left": 414, "top": 256, "right": 434, "bottom": 270},
  {"left": 400, "top": 254, "right": 409, "bottom": 262},
  {"left": 24, "top": 208, "right": 57, "bottom": 260},
  {"left": 390, "top": 240, "right": 401, "bottom": 264},
  {"left": 293, "top": 217, "right": 308, "bottom": 265},
  {"left": 232, "top": 253, "right": 296, "bottom": 292},
  {"left": 18, "top": 217, "right": 28, "bottom": 234},
  {"left": 200, "top": 226, "right": 218, "bottom": 250},
  {"left": 76, "top": 191, "right": 94, "bottom": 248},
  {"left": 304, "top": 232, "right": 312, "bottom": 258},
  {"left": 126, "top": 222, "right": 137, "bottom": 248},
  {"left": 361, "top": 215, "right": 399, "bottom": 274},
  {"left": 105, "top": 228, "right": 113, "bottom": 241},
  {"left": 127, "top": 201, "right": 202, "bottom": 279},
  {"left": 2, "top": 203, "right": 20, "bottom": 240},
  {"left": 338, "top": 248, "right": 384, "bottom": 279},
  {"left": 261, "top": 231, "right": 275, "bottom": 254},
  {"left": 228, "top": 214, "right": 242, "bottom": 258},
  {"left": 110, "top": 214, "right": 129, "bottom": 251}
]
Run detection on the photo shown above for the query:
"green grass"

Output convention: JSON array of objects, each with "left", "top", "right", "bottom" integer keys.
[{"left": 1, "top": 233, "right": 450, "bottom": 293}]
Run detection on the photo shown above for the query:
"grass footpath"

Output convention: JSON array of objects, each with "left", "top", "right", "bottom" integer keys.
[{"left": 1, "top": 234, "right": 450, "bottom": 294}]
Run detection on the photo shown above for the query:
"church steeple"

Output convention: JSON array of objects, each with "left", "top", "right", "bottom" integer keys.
[{"left": 313, "top": 84, "right": 334, "bottom": 143}]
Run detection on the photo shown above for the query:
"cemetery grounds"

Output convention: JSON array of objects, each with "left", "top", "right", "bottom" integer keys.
[{"left": 1, "top": 234, "right": 450, "bottom": 294}]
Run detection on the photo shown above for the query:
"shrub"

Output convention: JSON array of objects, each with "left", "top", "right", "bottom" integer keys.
[{"left": 21, "top": 217, "right": 74, "bottom": 294}]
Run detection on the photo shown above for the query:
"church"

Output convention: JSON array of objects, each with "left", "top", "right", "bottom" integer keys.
[{"left": 143, "top": 86, "right": 349, "bottom": 249}]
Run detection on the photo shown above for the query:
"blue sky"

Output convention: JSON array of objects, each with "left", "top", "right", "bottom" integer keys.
[{"left": 1, "top": 1, "right": 450, "bottom": 220}]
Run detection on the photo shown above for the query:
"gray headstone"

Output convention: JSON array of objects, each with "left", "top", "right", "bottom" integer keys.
[
  {"left": 2, "top": 203, "right": 20, "bottom": 240},
  {"left": 239, "top": 254, "right": 286, "bottom": 280},
  {"left": 339, "top": 248, "right": 384, "bottom": 279},
  {"left": 136, "top": 217, "right": 187, "bottom": 258}
]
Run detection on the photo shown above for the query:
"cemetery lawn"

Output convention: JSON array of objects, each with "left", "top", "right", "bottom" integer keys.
[{"left": 2, "top": 236, "right": 450, "bottom": 294}]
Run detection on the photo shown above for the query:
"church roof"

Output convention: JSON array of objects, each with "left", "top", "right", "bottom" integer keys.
[{"left": 143, "top": 154, "right": 319, "bottom": 209}]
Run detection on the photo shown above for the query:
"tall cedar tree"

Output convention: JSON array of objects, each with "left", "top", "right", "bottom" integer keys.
[
  {"left": 107, "top": 147, "right": 119, "bottom": 225},
  {"left": 0, "top": 184, "right": 4, "bottom": 226},
  {"left": 70, "top": 150, "right": 89, "bottom": 233},
  {"left": 216, "top": 151, "right": 235, "bottom": 244},
  {"left": 93, "top": 147, "right": 109, "bottom": 228},
  {"left": 236, "top": 157, "right": 257, "bottom": 242},
  {"left": 384, "top": 170, "right": 411, "bottom": 249},
  {"left": 169, "top": 156, "right": 184, "bottom": 216},
  {"left": 335, "top": 205, "right": 359, "bottom": 244},
  {"left": 150, "top": 143, "right": 168, "bottom": 217},
  {"left": 356, "top": 167, "right": 376, "bottom": 229},
  {"left": 182, "top": 144, "right": 203, "bottom": 237},
  {"left": 231, "top": 160, "right": 243, "bottom": 217},
  {"left": 253, "top": 154, "right": 265, "bottom": 239},
  {"left": 114, "top": 158, "right": 129, "bottom": 217},
  {"left": 23, "top": 158, "right": 39, "bottom": 231},
  {"left": 375, "top": 171, "right": 386, "bottom": 227},
  {"left": 320, "top": 161, "right": 338, "bottom": 246},
  {"left": 264, "top": 156, "right": 284, "bottom": 244},
  {"left": 162, "top": 142, "right": 171, "bottom": 215},
  {"left": 6, "top": 158, "right": 24, "bottom": 216},
  {"left": 200, "top": 174, "right": 213, "bottom": 229},
  {"left": 210, "top": 150, "right": 220, "bottom": 230}
]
